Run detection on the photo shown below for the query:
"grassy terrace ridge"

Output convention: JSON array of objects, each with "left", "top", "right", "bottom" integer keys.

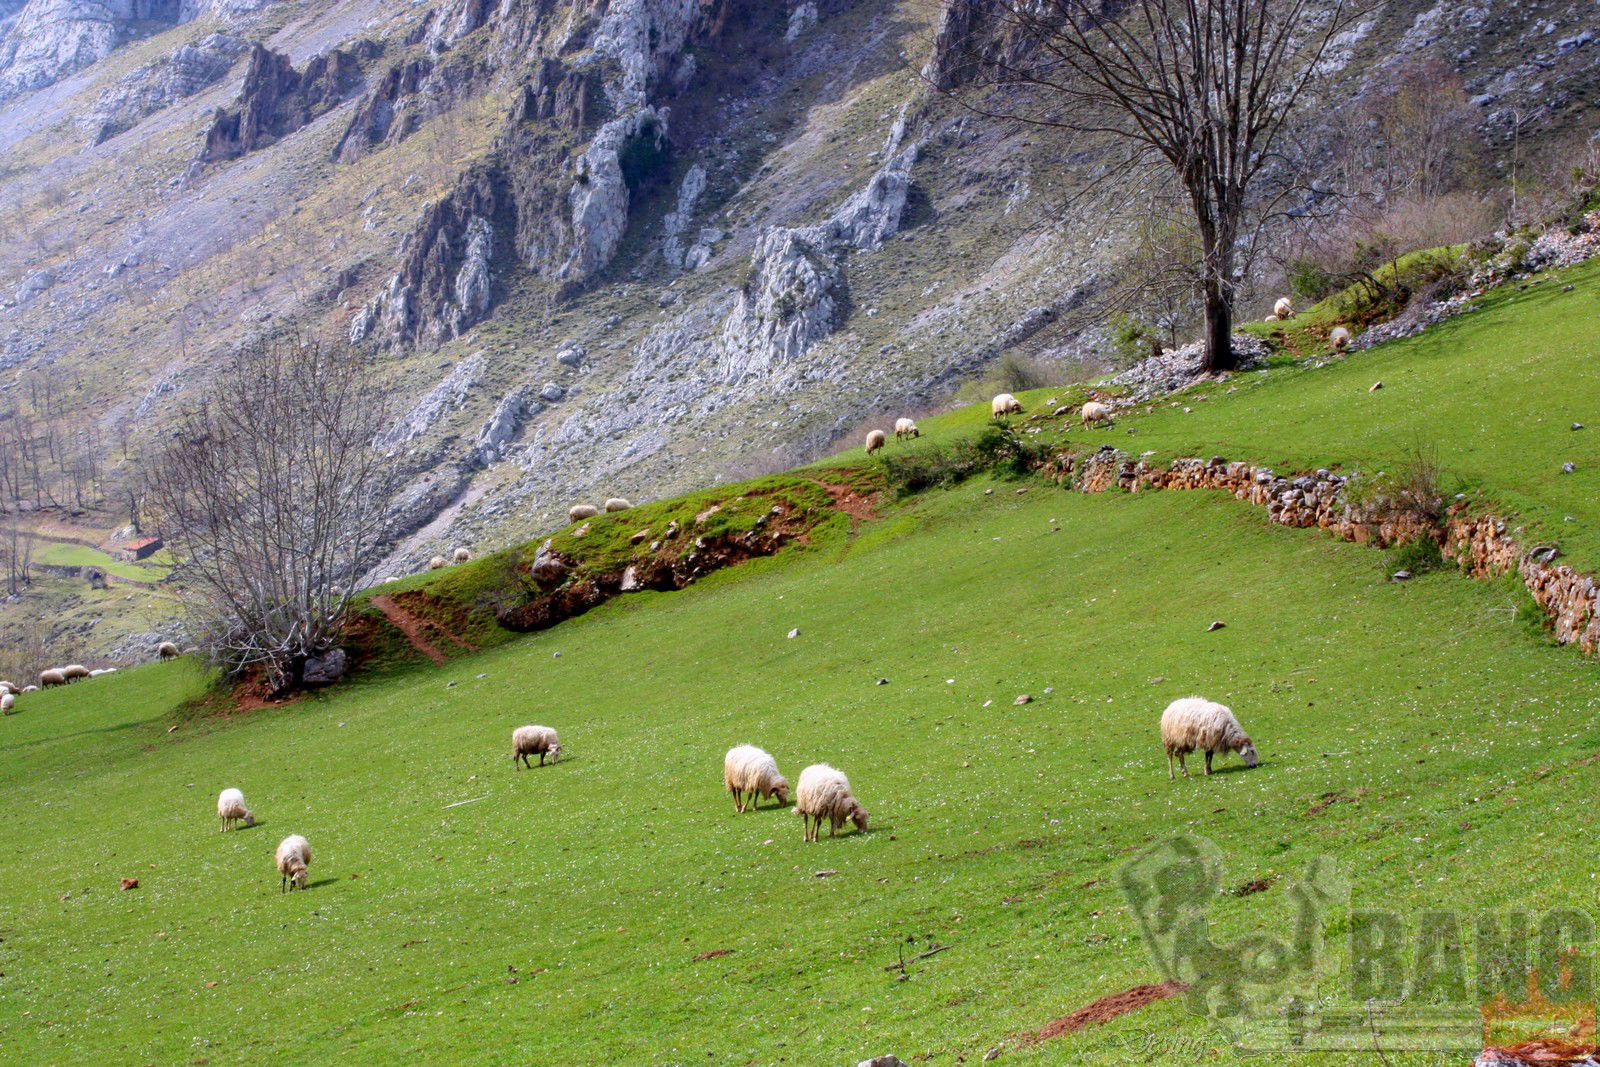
[{"left": 2, "top": 256, "right": 1599, "bottom": 1063}]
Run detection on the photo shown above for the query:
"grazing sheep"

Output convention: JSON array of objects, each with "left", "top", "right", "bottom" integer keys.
[
  {"left": 1330, "top": 326, "right": 1352, "bottom": 351},
  {"left": 89, "top": 669, "right": 107, "bottom": 677},
  {"left": 1264, "top": 313, "right": 1280, "bottom": 323},
  {"left": 1081, "top": 401, "right": 1113, "bottom": 428},
  {"left": 894, "top": 417, "right": 920, "bottom": 441},
  {"left": 723, "top": 745, "right": 791, "bottom": 813},
  {"left": 0, "top": 681, "right": 13, "bottom": 695},
  {"left": 157, "top": 641, "right": 181, "bottom": 660},
  {"left": 40, "top": 668, "right": 66, "bottom": 688},
  {"left": 217, "top": 787, "right": 255, "bottom": 832},
  {"left": 569, "top": 504, "right": 601, "bottom": 522},
  {"left": 428, "top": 556, "right": 446, "bottom": 571},
  {"left": 991, "top": 393, "right": 1023, "bottom": 419},
  {"left": 1, "top": 693, "right": 13, "bottom": 714},
  {"left": 512, "top": 724, "right": 561, "bottom": 768},
  {"left": 603, "top": 497, "right": 632, "bottom": 513},
  {"left": 275, "top": 834, "right": 312, "bottom": 892},
  {"left": 1274, "top": 297, "right": 1295, "bottom": 320},
  {"left": 452, "top": 546, "right": 472, "bottom": 563},
  {"left": 21, "top": 685, "right": 37, "bottom": 693},
  {"left": 795, "top": 764, "right": 869, "bottom": 841},
  {"left": 62, "top": 665, "right": 90, "bottom": 682},
  {"left": 865, "top": 429, "right": 887, "bottom": 455},
  {"left": 1160, "top": 697, "right": 1259, "bottom": 780}
]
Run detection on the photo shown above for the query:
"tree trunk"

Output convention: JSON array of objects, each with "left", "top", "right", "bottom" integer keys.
[{"left": 1201, "top": 284, "right": 1235, "bottom": 373}]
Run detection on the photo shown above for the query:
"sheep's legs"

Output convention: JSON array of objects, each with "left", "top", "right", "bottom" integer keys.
[
  {"left": 1166, "top": 751, "right": 1174, "bottom": 781},
  {"left": 1204, "top": 751, "right": 1213, "bottom": 776},
  {"left": 1177, "top": 752, "right": 1189, "bottom": 778}
]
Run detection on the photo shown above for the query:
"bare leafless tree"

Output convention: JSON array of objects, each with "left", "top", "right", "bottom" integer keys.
[
  {"left": 941, "top": 0, "right": 1365, "bottom": 371},
  {"left": 146, "top": 331, "right": 397, "bottom": 693}
]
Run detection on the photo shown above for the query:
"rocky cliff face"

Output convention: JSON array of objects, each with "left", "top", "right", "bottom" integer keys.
[{"left": 0, "top": 0, "right": 1594, "bottom": 654}]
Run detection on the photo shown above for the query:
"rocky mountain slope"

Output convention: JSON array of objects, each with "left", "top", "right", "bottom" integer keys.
[{"left": 0, "top": 0, "right": 1595, "bottom": 651}]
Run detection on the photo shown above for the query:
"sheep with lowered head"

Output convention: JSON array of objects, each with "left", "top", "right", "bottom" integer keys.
[
  {"left": 21, "top": 685, "right": 37, "bottom": 693},
  {"left": 865, "top": 429, "right": 887, "bottom": 455},
  {"left": 1081, "top": 401, "right": 1113, "bottom": 428},
  {"left": 569, "top": 503, "right": 601, "bottom": 523},
  {"left": 62, "top": 664, "right": 90, "bottom": 682},
  {"left": 157, "top": 641, "right": 181, "bottom": 660},
  {"left": 991, "top": 393, "right": 1022, "bottom": 419},
  {"left": 795, "top": 763, "right": 868, "bottom": 841},
  {"left": 894, "top": 417, "right": 920, "bottom": 441},
  {"left": 604, "top": 497, "right": 632, "bottom": 513},
  {"left": 512, "top": 724, "right": 561, "bottom": 768},
  {"left": 275, "top": 834, "right": 312, "bottom": 892},
  {"left": 1, "top": 693, "right": 13, "bottom": 714},
  {"left": 1274, "top": 297, "right": 1295, "bottom": 320},
  {"left": 217, "top": 787, "right": 255, "bottom": 832},
  {"left": 428, "top": 556, "right": 446, "bottom": 571},
  {"left": 1161, "top": 697, "right": 1259, "bottom": 779},
  {"left": 40, "top": 668, "right": 66, "bottom": 688},
  {"left": 723, "top": 745, "right": 790, "bottom": 813},
  {"left": 1329, "top": 326, "right": 1352, "bottom": 351},
  {"left": 453, "top": 546, "right": 472, "bottom": 563}
]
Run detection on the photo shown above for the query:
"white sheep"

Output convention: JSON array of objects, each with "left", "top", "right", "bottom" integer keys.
[
  {"left": 604, "top": 497, "right": 632, "bottom": 512},
  {"left": 217, "top": 787, "right": 255, "bottom": 832},
  {"left": 157, "top": 641, "right": 181, "bottom": 660},
  {"left": 428, "top": 556, "right": 446, "bottom": 571},
  {"left": 275, "top": 834, "right": 312, "bottom": 892},
  {"left": 453, "top": 546, "right": 472, "bottom": 563},
  {"left": 1, "top": 693, "right": 13, "bottom": 714},
  {"left": 40, "top": 668, "right": 66, "bottom": 688},
  {"left": 1274, "top": 297, "right": 1295, "bottom": 320},
  {"left": 569, "top": 504, "right": 601, "bottom": 522},
  {"left": 723, "top": 745, "right": 791, "bottom": 813},
  {"left": 1264, "top": 313, "right": 1280, "bottom": 323},
  {"left": 795, "top": 764, "right": 869, "bottom": 841},
  {"left": 512, "top": 724, "right": 561, "bottom": 768},
  {"left": 62, "top": 664, "right": 90, "bottom": 682},
  {"left": 0, "top": 681, "right": 13, "bottom": 695},
  {"left": 1329, "top": 326, "right": 1352, "bottom": 351},
  {"left": 1081, "top": 401, "right": 1113, "bottom": 428},
  {"left": 894, "top": 417, "right": 920, "bottom": 441},
  {"left": 991, "top": 393, "right": 1022, "bottom": 419},
  {"left": 865, "top": 429, "right": 887, "bottom": 455},
  {"left": 89, "top": 669, "right": 108, "bottom": 677},
  {"left": 21, "top": 685, "right": 37, "bottom": 693},
  {"left": 1160, "top": 697, "right": 1259, "bottom": 780}
]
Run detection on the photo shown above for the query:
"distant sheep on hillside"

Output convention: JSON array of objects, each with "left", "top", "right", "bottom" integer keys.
[
  {"left": 512, "top": 724, "right": 561, "bottom": 768},
  {"left": 453, "top": 547, "right": 472, "bottom": 563},
  {"left": 1081, "top": 401, "right": 1113, "bottom": 428},
  {"left": 1274, "top": 297, "right": 1295, "bottom": 319},
  {"left": 40, "top": 669, "right": 66, "bottom": 688},
  {"left": 275, "top": 834, "right": 312, "bottom": 892},
  {"left": 795, "top": 764, "right": 868, "bottom": 841},
  {"left": 1160, "top": 697, "right": 1259, "bottom": 780},
  {"left": 158, "top": 641, "right": 181, "bottom": 660},
  {"left": 217, "top": 788, "right": 255, "bottom": 832},
  {"left": 428, "top": 556, "right": 446, "bottom": 571},
  {"left": 865, "top": 429, "right": 887, "bottom": 455},
  {"left": 62, "top": 665, "right": 90, "bottom": 682},
  {"left": 604, "top": 498, "right": 632, "bottom": 513},
  {"left": 1330, "top": 326, "right": 1352, "bottom": 351},
  {"left": 724, "top": 745, "right": 790, "bottom": 813},
  {"left": 21, "top": 685, "right": 37, "bottom": 693},
  {"left": 1, "top": 693, "right": 13, "bottom": 714},
  {"left": 991, "top": 393, "right": 1022, "bottom": 419},
  {"left": 895, "top": 418, "right": 919, "bottom": 441},
  {"left": 569, "top": 504, "right": 601, "bottom": 522}
]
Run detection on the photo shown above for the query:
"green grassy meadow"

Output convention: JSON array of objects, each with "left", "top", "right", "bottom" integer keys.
[{"left": 3, "top": 255, "right": 1600, "bottom": 1064}]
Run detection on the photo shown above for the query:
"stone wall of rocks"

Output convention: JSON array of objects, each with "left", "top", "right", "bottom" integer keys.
[{"left": 1046, "top": 448, "right": 1600, "bottom": 659}]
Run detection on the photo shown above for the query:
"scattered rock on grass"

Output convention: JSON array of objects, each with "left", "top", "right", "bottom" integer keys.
[
  {"left": 1369, "top": 381, "right": 1383, "bottom": 392},
  {"left": 1562, "top": 462, "right": 1576, "bottom": 473},
  {"left": 787, "top": 628, "right": 800, "bottom": 639},
  {"left": 1014, "top": 694, "right": 1032, "bottom": 705},
  {"left": 1207, "top": 620, "right": 1226, "bottom": 632},
  {"left": 1392, "top": 570, "right": 1412, "bottom": 582}
]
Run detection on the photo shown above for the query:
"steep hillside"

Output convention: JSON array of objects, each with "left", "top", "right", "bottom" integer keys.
[{"left": 0, "top": 0, "right": 1597, "bottom": 661}]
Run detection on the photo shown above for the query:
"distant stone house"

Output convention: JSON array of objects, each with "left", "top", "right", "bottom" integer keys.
[{"left": 120, "top": 536, "right": 163, "bottom": 561}]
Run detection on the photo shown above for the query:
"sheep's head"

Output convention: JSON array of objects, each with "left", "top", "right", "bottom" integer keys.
[
  {"left": 293, "top": 866, "right": 308, "bottom": 890},
  {"left": 1237, "top": 738, "right": 1259, "bottom": 768},
  {"left": 771, "top": 778, "right": 790, "bottom": 805},
  {"left": 243, "top": 810, "right": 256, "bottom": 828},
  {"left": 850, "top": 806, "right": 869, "bottom": 833},
  {"left": 547, "top": 741, "right": 561, "bottom": 763}
]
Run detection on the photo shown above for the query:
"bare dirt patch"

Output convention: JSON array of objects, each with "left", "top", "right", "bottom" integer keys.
[
  {"left": 1016, "top": 981, "right": 1188, "bottom": 1047},
  {"left": 369, "top": 594, "right": 479, "bottom": 665},
  {"left": 809, "top": 480, "right": 881, "bottom": 527}
]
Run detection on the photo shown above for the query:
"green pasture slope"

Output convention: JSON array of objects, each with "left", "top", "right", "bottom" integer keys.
[{"left": 2, "top": 259, "right": 1599, "bottom": 1064}]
